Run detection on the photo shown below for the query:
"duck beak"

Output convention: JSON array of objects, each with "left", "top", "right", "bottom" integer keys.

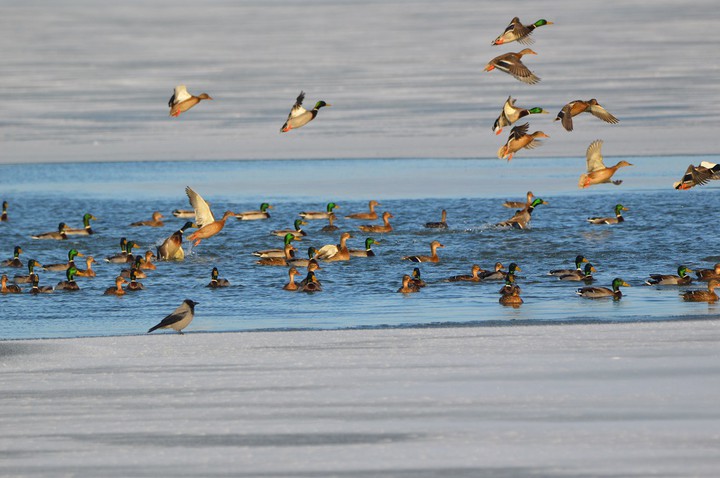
[
  {"left": 77, "top": 252, "right": 85, "bottom": 257},
  {"left": 622, "top": 282, "right": 631, "bottom": 287}
]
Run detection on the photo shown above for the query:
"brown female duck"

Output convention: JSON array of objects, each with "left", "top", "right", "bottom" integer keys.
[
  {"left": 402, "top": 240, "right": 444, "bottom": 263},
  {"left": 345, "top": 200, "right": 381, "bottom": 220},
  {"left": 168, "top": 85, "right": 213, "bottom": 117},
  {"left": 484, "top": 49, "right": 540, "bottom": 84},
  {"left": 555, "top": 99, "right": 619, "bottom": 132},
  {"left": 359, "top": 211, "right": 394, "bottom": 233},
  {"left": 497, "top": 123, "right": 548, "bottom": 161},
  {"left": 682, "top": 280, "right": 720, "bottom": 302},
  {"left": 578, "top": 140, "right": 632, "bottom": 188}
]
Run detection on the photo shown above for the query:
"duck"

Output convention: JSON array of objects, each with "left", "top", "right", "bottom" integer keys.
[
  {"left": 345, "top": 200, "right": 381, "bottom": 220},
  {"left": 207, "top": 267, "right": 230, "bottom": 288},
  {"left": 256, "top": 243, "right": 296, "bottom": 266},
  {"left": 75, "top": 256, "right": 97, "bottom": 278},
  {"left": 447, "top": 264, "right": 484, "bottom": 282},
  {"left": 0, "top": 201, "right": 7, "bottom": 221},
  {"left": 359, "top": 211, "right": 394, "bottom": 233},
  {"left": 65, "top": 213, "right": 97, "bottom": 235},
  {"left": 578, "top": 140, "right": 633, "bottom": 188},
  {"left": 484, "top": 49, "right": 540, "bottom": 84},
  {"left": 172, "top": 209, "right": 195, "bottom": 218},
  {"left": 493, "top": 96, "right": 548, "bottom": 135},
  {"left": 499, "top": 273, "right": 519, "bottom": 295},
  {"left": 29, "top": 274, "right": 54, "bottom": 294},
  {"left": 349, "top": 238, "right": 379, "bottom": 257},
  {"left": 497, "top": 123, "right": 548, "bottom": 161},
  {"left": 300, "top": 202, "right": 339, "bottom": 220},
  {"left": 682, "top": 280, "right": 720, "bottom": 302},
  {"left": 44, "top": 248, "right": 84, "bottom": 272},
  {"left": 253, "top": 233, "right": 299, "bottom": 259},
  {"left": 287, "top": 247, "right": 319, "bottom": 268},
  {"left": 645, "top": 266, "right": 693, "bottom": 286},
  {"left": 185, "top": 186, "right": 235, "bottom": 247},
  {"left": 280, "top": 91, "right": 331, "bottom": 132},
  {"left": 503, "top": 191, "right": 534, "bottom": 209},
  {"left": 157, "top": 222, "right": 194, "bottom": 261},
  {"left": 130, "top": 211, "right": 164, "bottom": 227},
  {"left": 548, "top": 255, "right": 588, "bottom": 277},
  {"left": 576, "top": 278, "right": 630, "bottom": 300},
  {"left": 558, "top": 263, "right": 596, "bottom": 282},
  {"left": 126, "top": 269, "right": 145, "bottom": 291},
  {"left": 555, "top": 99, "right": 619, "bottom": 132},
  {"left": 106, "top": 239, "right": 138, "bottom": 264},
  {"left": 168, "top": 85, "right": 212, "bottom": 117},
  {"left": 479, "top": 262, "right": 506, "bottom": 281},
  {"left": 13, "top": 259, "right": 43, "bottom": 284},
  {"left": 32, "top": 222, "right": 68, "bottom": 240},
  {"left": 299, "top": 261, "right": 323, "bottom": 288},
  {"left": 55, "top": 266, "right": 80, "bottom": 291},
  {"left": 316, "top": 232, "right": 353, "bottom": 262},
  {"left": 298, "top": 271, "right": 322, "bottom": 293},
  {"left": 121, "top": 257, "right": 147, "bottom": 279},
  {"left": 491, "top": 17, "right": 553, "bottom": 46},
  {"left": 397, "top": 274, "right": 420, "bottom": 294},
  {"left": 498, "top": 263, "right": 521, "bottom": 282},
  {"left": 1, "top": 274, "right": 22, "bottom": 294},
  {"left": 104, "top": 276, "right": 128, "bottom": 296},
  {"left": 272, "top": 219, "right": 307, "bottom": 239},
  {"left": 409, "top": 267, "right": 426, "bottom": 289},
  {"left": 402, "top": 240, "right": 444, "bottom": 263},
  {"left": 424, "top": 210, "right": 448, "bottom": 229},
  {"left": 499, "top": 286, "right": 523, "bottom": 307},
  {"left": 696, "top": 263, "right": 720, "bottom": 282},
  {"left": 137, "top": 251, "right": 156, "bottom": 270},
  {"left": 673, "top": 161, "right": 720, "bottom": 190},
  {"left": 3, "top": 246, "right": 23, "bottom": 268},
  {"left": 320, "top": 213, "right": 339, "bottom": 232},
  {"left": 235, "top": 203, "right": 273, "bottom": 220},
  {"left": 497, "top": 198, "right": 547, "bottom": 229},
  {"left": 283, "top": 267, "right": 301, "bottom": 291},
  {"left": 587, "top": 204, "right": 628, "bottom": 225}
]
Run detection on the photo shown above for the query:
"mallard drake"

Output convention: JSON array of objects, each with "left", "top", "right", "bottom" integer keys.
[
  {"left": 497, "top": 123, "right": 548, "bottom": 161},
  {"left": 491, "top": 17, "right": 553, "bottom": 46},
  {"left": 359, "top": 211, "right": 394, "bottom": 233},
  {"left": 287, "top": 247, "right": 319, "bottom": 267},
  {"left": 185, "top": 186, "right": 234, "bottom": 246},
  {"left": 104, "top": 276, "right": 127, "bottom": 296},
  {"left": 558, "top": 263, "right": 596, "bottom": 282},
  {"left": 493, "top": 97, "right": 548, "bottom": 135},
  {"left": 253, "top": 233, "right": 299, "bottom": 258},
  {"left": 548, "top": 255, "right": 588, "bottom": 276},
  {"left": 272, "top": 219, "right": 307, "bottom": 239},
  {"left": 283, "top": 267, "right": 301, "bottom": 291},
  {"left": 65, "top": 213, "right": 97, "bottom": 235},
  {"left": 256, "top": 243, "right": 296, "bottom": 266},
  {"left": 168, "top": 85, "right": 212, "bottom": 117},
  {"left": 479, "top": 262, "right": 505, "bottom": 281},
  {"left": 345, "top": 200, "right": 381, "bottom": 220},
  {"left": 587, "top": 204, "right": 628, "bottom": 224},
  {"left": 3, "top": 246, "right": 23, "bottom": 268},
  {"left": 576, "top": 278, "right": 630, "bottom": 299},
  {"left": 55, "top": 266, "right": 80, "bottom": 291},
  {"left": 499, "top": 286, "right": 523, "bottom": 307},
  {"left": 696, "top": 263, "right": 720, "bottom": 282},
  {"left": 280, "top": 91, "right": 330, "bottom": 132},
  {"left": 349, "top": 238, "right": 379, "bottom": 257},
  {"left": 499, "top": 273, "right": 519, "bottom": 295},
  {"left": 1, "top": 274, "right": 22, "bottom": 293},
  {"left": 298, "top": 271, "right": 322, "bottom": 293},
  {"left": 126, "top": 269, "right": 145, "bottom": 291},
  {"left": 44, "top": 249, "right": 84, "bottom": 271},
  {"left": 484, "top": 49, "right": 540, "bottom": 84},
  {"left": 29, "top": 274, "right": 53, "bottom": 294},
  {"left": 555, "top": 99, "right": 619, "bottom": 132},
  {"left": 320, "top": 213, "right": 339, "bottom": 232},
  {"left": 578, "top": 140, "right": 633, "bottom": 188},
  {"left": 32, "top": 222, "right": 68, "bottom": 240},
  {"left": 157, "top": 222, "right": 194, "bottom": 261},
  {"left": 424, "top": 210, "right": 448, "bottom": 229},
  {"left": 447, "top": 264, "right": 484, "bottom": 282},
  {"left": 13, "top": 259, "right": 43, "bottom": 284},
  {"left": 402, "top": 240, "right": 444, "bottom": 263},
  {"left": 299, "top": 261, "right": 322, "bottom": 288},
  {"left": 130, "top": 211, "right": 164, "bottom": 227},
  {"left": 300, "top": 202, "right": 339, "bottom": 220},
  {"left": 316, "top": 232, "right": 353, "bottom": 262},
  {"left": 496, "top": 263, "right": 521, "bottom": 283},
  {"left": 673, "top": 161, "right": 720, "bottom": 190},
  {"left": 645, "top": 266, "right": 693, "bottom": 286},
  {"left": 0, "top": 201, "right": 7, "bottom": 221},
  {"left": 105, "top": 238, "right": 128, "bottom": 263},
  {"left": 682, "top": 280, "right": 720, "bottom": 302},
  {"left": 397, "top": 274, "right": 420, "bottom": 294},
  {"left": 235, "top": 203, "right": 273, "bottom": 220},
  {"left": 497, "top": 198, "right": 547, "bottom": 229},
  {"left": 409, "top": 267, "right": 426, "bottom": 289},
  {"left": 172, "top": 209, "right": 195, "bottom": 218},
  {"left": 207, "top": 267, "right": 230, "bottom": 288},
  {"left": 503, "top": 191, "right": 534, "bottom": 209},
  {"left": 75, "top": 256, "right": 97, "bottom": 278},
  {"left": 120, "top": 257, "right": 147, "bottom": 279}
]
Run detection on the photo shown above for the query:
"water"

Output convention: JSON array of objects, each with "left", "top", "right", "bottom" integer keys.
[{"left": 1, "top": 157, "right": 719, "bottom": 339}]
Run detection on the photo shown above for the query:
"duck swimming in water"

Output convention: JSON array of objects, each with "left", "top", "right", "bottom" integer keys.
[
  {"left": 359, "top": 211, "right": 394, "bottom": 233},
  {"left": 75, "top": 256, "right": 97, "bottom": 278},
  {"left": 695, "top": 263, "right": 720, "bottom": 282},
  {"left": 424, "top": 210, "right": 448, "bottom": 229},
  {"left": 130, "top": 211, "right": 164, "bottom": 227},
  {"left": 320, "top": 213, "right": 339, "bottom": 232},
  {"left": 253, "top": 233, "right": 299, "bottom": 259},
  {"left": 29, "top": 274, "right": 54, "bottom": 294},
  {"left": 1, "top": 274, "right": 22, "bottom": 294},
  {"left": 576, "top": 278, "right": 630, "bottom": 300},
  {"left": 55, "top": 266, "right": 80, "bottom": 291},
  {"left": 300, "top": 202, "right": 339, "bottom": 220},
  {"left": 681, "top": 280, "right": 720, "bottom": 302},
  {"left": 587, "top": 204, "right": 628, "bottom": 225},
  {"left": 345, "top": 200, "right": 380, "bottom": 220},
  {"left": 65, "top": 213, "right": 97, "bottom": 235},
  {"left": 280, "top": 91, "right": 331, "bottom": 133},
  {"left": 32, "top": 222, "right": 68, "bottom": 240},
  {"left": 3, "top": 246, "right": 23, "bottom": 268},
  {"left": 256, "top": 243, "right": 296, "bottom": 266},
  {"left": 13, "top": 259, "right": 43, "bottom": 284},
  {"left": 558, "top": 263, "right": 596, "bottom": 282},
  {"left": 349, "top": 238, "right": 379, "bottom": 258},
  {"left": 402, "top": 240, "right": 444, "bottom": 263},
  {"left": 44, "top": 249, "right": 84, "bottom": 272},
  {"left": 409, "top": 267, "right": 426, "bottom": 290},
  {"left": 104, "top": 276, "right": 128, "bottom": 296},
  {"left": 207, "top": 267, "right": 230, "bottom": 288},
  {"left": 447, "top": 264, "right": 484, "bottom": 282},
  {"left": 397, "top": 274, "right": 420, "bottom": 294},
  {"left": 497, "top": 198, "right": 547, "bottom": 229},
  {"left": 168, "top": 85, "right": 213, "bottom": 117},
  {"left": 235, "top": 203, "right": 273, "bottom": 220},
  {"left": 1, "top": 201, "right": 7, "bottom": 221},
  {"left": 549, "top": 255, "right": 589, "bottom": 277},
  {"left": 645, "top": 266, "right": 693, "bottom": 286},
  {"left": 126, "top": 269, "right": 145, "bottom": 291},
  {"left": 283, "top": 267, "right": 301, "bottom": 291},
  {"left": 316, "top": 232, "right": 353, "bottom": 262},
  {"left": 272, "top": 219, "right": 307, "bottom": 239}
]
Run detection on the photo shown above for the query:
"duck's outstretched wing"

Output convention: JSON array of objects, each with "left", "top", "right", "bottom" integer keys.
[
  {"left": 185, "top": 186, "right": 215, "bottom": 227},
  {"left": 585, "top": 139, "right": 605, "bottom": 172}
]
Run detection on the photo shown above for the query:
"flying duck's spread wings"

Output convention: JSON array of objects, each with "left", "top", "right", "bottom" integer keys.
[
  {"left": 585, "top": 140, "right": 606, "bottom": 172},
  {"left": 288, "top": 91, "right": 308, "bottom": 118},
  {"left": 185, "top": 186, "right": 215, "bottom": 227},
  {"left": 169, "top": 85, "right": 192, "bottom": 107}
]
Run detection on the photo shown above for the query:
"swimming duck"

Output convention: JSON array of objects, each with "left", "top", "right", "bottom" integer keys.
[
  {"left": 499, "top": 286, "right": 523, "bottom": 307},
  {"left": 0, "top": 201, "right": 7, "bottom": 221},
  {"left": 402, "top": 240, "right": 444, "bottom": 263},
  {"left": 172, "top": 209, "right": 196, "bottom": 218},
  {"left": 75, "top": 256, "right": 97, "bottom": 278},
  {"left": 299, "top": 261, "right": 323, "bottom": 288},
  {"left": 207, "top": 267, "right": 230, "bottom": 288},
  {"left": 349, "top": 238, "right": 379, "bottom": 257},
  {"left": 44, "top": 249, "right": 84, "bottom": 272},
  {"left": 681, "top": 279, "right": 720, "bottom": 302},
  {"left": 126, "top": 269, "right": 145, "bottom": 291},
  {"left": 300, "top": 202, "right": 339, "bottom": 220},
  {"left": 157, "top": 222, "right": 194, "bottom": 261},
  {"left": 695, "top": 263, "right": 720, "bottom": 282},
  {"left": 397, "top": 274, "right": 420, "bottom": 294},
  {"left": 645, "top": 266, "right": 693, "bottom": 286},
  {"left": 3, "top": 246, "right": 23, "bottom": 268},
  {"left": 138, "top": 251, "right": 156, "bottom": 270},
  {"left": 1, "top": 274, "right": 22, "bottom": 293},
  {"left": 503, "top": 191, "right": 534, "bottom": 209},
  {"left": 320, "top": 213, "right": 339, "bottom": 232},
  {"left": 345, "top": 200, "right": 381, "bottom": 220},
  {"left": 578, "top": 140, "right": 633, "bottom": 188},
  {"left": 576, "top": 278, "right": 630, "bottom": 300},
  {"left": 491, "top": 17, "right": 553, "bottom": 46},
  {"left": 424, "top": 210, "right": 448, "bottom": 229},
  {"left": 497, "top": 198, "right": 547, "bottom": 229},
  {"left": 497, "top": 123, "right": 548, "bottom": 161},
  {"left": 298, "top": 271, "right": 322, "bottom": 293},
  {"left": 280, "top": 91, "right": 331, "bottom": 132},
  {"left": 479, "top": 262, "right": 506, "bottom": 281},
  {"left": 316, "top": 232, "right": 353, "bottom": 262},
  {"left": 499, "top": 273, "right": 519, "bottom": 295},
  {"left": 447, "top": 264, "right": 484, "bottom": 282},
  {"left": 32, "top": 222, "right": 68, "bottom": 240},
  {"left": 185, "top": 186, "right": 234, "bottom": 247},
  {"left": 673, "top": 161, "right": 720, "bottom": 190},
  {"left": 555, "top": 99, "right": 619, "bottom": 132},
  {"left": 484, "top": 49, "right": 540, "bottom": 84},
  {"left": 65, "top": 213, "right": 97, "bottom": 235},
  {"left": 13, "top": 259, "right": 43, "bottom": 284},
  {"left": 121, "top": 257, "right": 148, "bottom": 279},
  {"left": 493, "top": 97, "right": 548, "bottom": 135},
  {"left": 272, "top": 219, "right": 307, "bottom": 239},
  {"left": 235, "top": 203, "right": 273, "bottom": 220},
  {"left": 168, "top": 85, "right": 213, "bottom": 117},
  {"left": 359, "top": 211, "right": 394, "bottom": 233},
  {"left": 29, "top": 274, "right": 53, "bottom": 294},
  {"left": 409, "top": 267, "right": 426, "bottom": 289},
  {"left": 130, "top": 211, "right": 164, "bottom": 227},
  {"left": 587, "top": 204, "right": 628, "bottom": 225},
  {"left": 104, "top": 276, "right": 128, "bottom": 296},
  {"left": 287, "top": 247, "right": 319, "bottom": 267},
  {"left": 253, "top": 233, "right": 299, "bottom": 259},
  {"left": 256, "top": 243, "right": 296, "bottom": 266},
  {"left": 106, "top": 239, "right": 137, "bottom": 264},
  {"left": 558, "top": 263, "right": 596, "bottom": 282},
  {"left": 281, "top": 267, "right": 301, "bottom": 291},
  {"left": 549, "top": 255, "right": 588, "bottom": 277},
  {"left": 55, "top": 266, "right": 80, "bottom": 291}
]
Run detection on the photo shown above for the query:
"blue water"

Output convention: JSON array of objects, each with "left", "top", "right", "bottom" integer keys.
[{"left": 1, "top": 157, "right": 720, "bottom": 340}]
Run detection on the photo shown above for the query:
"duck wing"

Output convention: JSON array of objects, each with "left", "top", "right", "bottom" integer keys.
[
  {"left": 185, "top": 186, "right": 215, "bottom": 227},
  {"left": 585, "top": 140, "right": 606, "bottom": 172},
  {"left": 169, "top": 85, "right": 191, "bottom": 107},
  {"left": 557, "top": 103, "right": 574, "bottom": 131},
  {"left": 288, "top": 91, "right": 308, "bottom": 119},
  {"left": 316, "top": 244, "right": 339, "bottom": 260},
  {"left": 587, "top": 103, "right": 619, "bottom": 124}
]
